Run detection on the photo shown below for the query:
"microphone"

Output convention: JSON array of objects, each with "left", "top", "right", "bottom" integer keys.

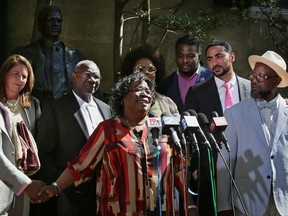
[
  {"left": 148, "top": 112, "right": 162, "bottom": 146},
  {"left": 197, "top": 113, "right": 219, "bottom": 151},
  {"left": 195, "top": 113, "right": 212, "bottom": 149},
  {"left": 161, "top": 112, "right": 182, "bottom": 154},
  {"left": 209, "top": 111, "right": 230, "bottom": 152},
  {"left": 179, "top": 111, "right": 199, "bottom": 152}
]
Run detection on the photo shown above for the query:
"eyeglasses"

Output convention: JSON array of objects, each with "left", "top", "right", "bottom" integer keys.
[
  {"left": 128, "top": 86, "right": 153, "bottom": 95},
  {"left": 248, "top": 73, "right": 279, "bottom": 82},
  {"left": 133, "top": 65, "right": 157, "bottom": 74},
  {"left": 77, "top": 72, "right": 101, "bottom": 80}
]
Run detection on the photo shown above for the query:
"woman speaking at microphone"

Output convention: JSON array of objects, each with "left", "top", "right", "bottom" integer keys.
[{"left": 38, "top": 73, "right": 187, "bottom": 215}]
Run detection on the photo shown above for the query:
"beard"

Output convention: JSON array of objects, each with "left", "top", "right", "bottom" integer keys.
[{"left": 213, "top": 65, "right": 230, "bottom": 78}]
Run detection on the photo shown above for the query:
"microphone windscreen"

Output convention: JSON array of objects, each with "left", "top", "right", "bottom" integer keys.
[
  {"left": 181, "top": 111, "right": 190, "bottom": 117},
  {"left": 161, "top": 112, "right": 172, "bottom": 117},
  {"left": 197, "top": 113, "right": 209, "bottom": 126},
  {"left": 187, "top": 109, "right": 198, "bottom": 117},
  {"left": 211, "top": 111, "right": 219, "bottom": 118},
  {"left": 149, "top": 111, "right": 157, "bottom": 117}
]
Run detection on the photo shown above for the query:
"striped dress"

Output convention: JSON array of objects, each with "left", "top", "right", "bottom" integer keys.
[{"left": 67, "top": 116, "right": 185, "bottom": 216}]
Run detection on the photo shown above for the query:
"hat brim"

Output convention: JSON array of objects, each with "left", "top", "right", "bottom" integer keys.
[{"left": 248, "top": 55, "right": 288, "bottom": 88}]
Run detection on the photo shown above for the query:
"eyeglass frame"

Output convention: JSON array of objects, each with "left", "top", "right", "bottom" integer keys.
[
  {"left": 133, "top": 64, "right": 157, "bottom": 74},
  {"left": 128, "top": 85, "right": 153, "bottom": 95},
  {"left": 248, "top": 73, "right": 279, "bottom": 82},
  {"left": 75, "top": 71, "right": 102, "bottom": 80}
]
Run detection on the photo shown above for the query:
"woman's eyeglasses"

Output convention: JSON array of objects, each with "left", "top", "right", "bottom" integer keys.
[
  {"left": 133, "top": 65, "right": 157, "bottom": 74},
  {"left": 248, "top": 73, "right": 278, "bottom": 82},
  {"left": 128, "top": 86, "right": 152, "bottom": 95}
]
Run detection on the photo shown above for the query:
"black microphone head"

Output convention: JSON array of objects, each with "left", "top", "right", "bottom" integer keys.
[
  {"left": 197, "top": 113, "right": 209, "bottom": 127},
  {"left": 149, "top": 111, "right": 157, "bottom": 117},
  {"left": 161, "top": 112, "right": 172, "bottom": 117},
  {"left": 187, "top": 109, "right": 198, "bottom": 117},
  {"left": 211, "top": 111, "right": 219, "bottom": 118},
  {"left": 181, "top": 111, "right": 190, "bottom": 117}
]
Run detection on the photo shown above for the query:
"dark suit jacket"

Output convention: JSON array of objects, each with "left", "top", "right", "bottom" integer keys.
[
  {"left": 184, "top": 75, "right": 251, "bottom": 216},
  {"left": 37, "top": 91, "right": 112, "bottom": 215},
  {"left": 158, "top": 66, "right": 213, "bottom": 113},
  {"left": 24, "top": 96, "right": 41, "bottom": 137},
  {"left": 38, "top": 91, "right": 112, "bottom": 182},
  {"left": 185, "top": 75, "right": 251, "bottom": 118}
]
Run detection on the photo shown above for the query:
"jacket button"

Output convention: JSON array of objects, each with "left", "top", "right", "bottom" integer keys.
[
  {"left": 271, "top": 155, "right": 274, "bottom": 159},
  {"left": 267, "top": 175, "right": 271, "bottom": 179}
]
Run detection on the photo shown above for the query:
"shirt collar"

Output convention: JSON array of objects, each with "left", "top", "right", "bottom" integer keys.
[
  {"left": 72, "top": 91, "right": 96, "bottom": 108},
  {"left": 176, "top": 65, "right": 200, "bottom": 81},
  {"left": 214, "top": 75, "right": 237, "bottom": 89}
]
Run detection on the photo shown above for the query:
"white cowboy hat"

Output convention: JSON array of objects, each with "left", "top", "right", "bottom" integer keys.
[{"left": 248, "top": 50, "right": 288, "bottom": 87}]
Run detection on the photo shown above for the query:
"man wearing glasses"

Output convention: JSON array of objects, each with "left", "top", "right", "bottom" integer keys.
[
  {"left": 37, "top": 60, "right": 113, "bottom": 216},
  {"left": 217, "top": 51, "right": 288, "bottom": 216}
]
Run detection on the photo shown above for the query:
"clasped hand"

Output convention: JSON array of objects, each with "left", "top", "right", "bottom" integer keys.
[{"left": 25, "top": 180, "right": 59, "bottom": 204}]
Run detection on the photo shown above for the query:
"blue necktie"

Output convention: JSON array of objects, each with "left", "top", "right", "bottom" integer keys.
[{"left": 258, "top": 101, "right": 276, "bottom": 110}]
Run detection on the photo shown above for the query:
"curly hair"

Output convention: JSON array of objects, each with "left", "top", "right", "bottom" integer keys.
[
  {"left": 0, "top": 54, "right": 34, "bottom": 107},
  {"left": 120, "top": 44, "right": 166, "bottom": 87},
  {"left": 111, "top": 73, "right": 156, "bottom": 116}
]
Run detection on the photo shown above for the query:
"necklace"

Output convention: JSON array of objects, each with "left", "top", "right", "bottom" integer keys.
[{"left": 4, "top": 98, "right": 20, "bottom": 113}]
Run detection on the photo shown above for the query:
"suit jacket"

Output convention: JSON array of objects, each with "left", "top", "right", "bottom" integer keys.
[
  {"left": 185, "top": 75, "right": 251, "bottom": 118},
  {"left": 184, "top": 75, "right": 250, "bottom": 216},
  {"left": 38, "top": 91, "right": 113, "bottom": 183},
  {"left": 23, "top": 96, "right": 41, "bottom": 137},
  {"left": 13, "top": 40, "right": 85, "bottom": 102},
  {"left": 0, "top": 103, "right": 31, "bottom": 215},
  {"left": 158, "top": 66, "right": 213, "bottom": 113},
  {"left": 218, "top": 97, "right": 288, "bottom": 216}
]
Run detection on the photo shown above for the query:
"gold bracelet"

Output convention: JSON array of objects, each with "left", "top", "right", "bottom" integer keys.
[
  {"left": 52, "top": 182, "right": 61, "bottom": 196},
  {"left": 188, "top": 205, "right": 197, "bottom": 209}
]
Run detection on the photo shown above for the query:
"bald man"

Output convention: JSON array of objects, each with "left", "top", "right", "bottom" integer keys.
[{"left": 37, "top": 60, "right": 113, "bottom": 216}]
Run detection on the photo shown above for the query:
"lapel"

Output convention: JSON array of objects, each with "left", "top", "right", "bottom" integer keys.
[
  {"left": 271, "top": 96, "right": 288, "bottom": 149},
  {"left": 206, "top": 77, "right": 223, "bottom": 116},
  {"left": 70, "top": 93, "right": 90, "bottom": 139},
  {"left": 237, "top": 76, "right": 250, "bottom": 101},
  {"left": 0, "top": 103, "right": 12, "bottom": 138},
  {"left": 247, "top": 99, "right": 270, "bottom": 152}
]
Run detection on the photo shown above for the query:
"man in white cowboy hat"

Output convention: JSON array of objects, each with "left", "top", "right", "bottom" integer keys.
[{"left": 217, "top": 50, "right": 288, "bottom": 216}]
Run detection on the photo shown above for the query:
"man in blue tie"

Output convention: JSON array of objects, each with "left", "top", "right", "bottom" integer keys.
[{"left": 217, "top": 50, "right": 288, "bottom": 216}]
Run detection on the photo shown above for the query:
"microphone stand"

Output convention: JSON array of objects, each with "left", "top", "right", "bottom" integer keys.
[
  {"left": 214, "top": 142, "right": 250, "bottom": 216},
  {"left": 153, "top": 138, "right": 162, "bottom": 216}
]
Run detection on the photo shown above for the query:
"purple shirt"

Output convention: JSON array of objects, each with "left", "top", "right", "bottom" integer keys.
[{"left": 178, "top": 67, "right": 199, "bottom": 104}]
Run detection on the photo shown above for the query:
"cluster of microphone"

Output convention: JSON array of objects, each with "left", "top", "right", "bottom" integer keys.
[{"left": 147, "top": 110, "right": 230, "bottom": 154}]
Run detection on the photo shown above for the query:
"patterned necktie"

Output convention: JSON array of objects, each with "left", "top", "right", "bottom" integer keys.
[{"left": 223, "top": 82, "right": 234, "bottom": 109}]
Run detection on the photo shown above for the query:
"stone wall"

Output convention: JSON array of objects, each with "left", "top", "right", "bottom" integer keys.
[{"left": 4, "top": 0, "right": 287, "bottom": 96}]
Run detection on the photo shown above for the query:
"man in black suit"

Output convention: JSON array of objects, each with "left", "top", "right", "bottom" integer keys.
[
  {"left": 184, "top": 40, "right": 251, "bottom": 216},
  {"left": 37, "top": 60, "right": 113, "bottom": 216},
  {"left": 158, "top": 35, "right": 213, "bottom": 113}
]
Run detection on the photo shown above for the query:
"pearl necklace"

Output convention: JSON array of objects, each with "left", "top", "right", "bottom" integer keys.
[{"left": 5, "top": 98, "right": 20, "bottom": 113}]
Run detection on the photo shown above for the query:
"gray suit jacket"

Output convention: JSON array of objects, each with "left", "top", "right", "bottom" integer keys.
[
  {"left": 0, "top": 103, "right": 30, "bottom": 215},
  {"left": 217, "top": 97, "right": 288, "bottom": 215}
]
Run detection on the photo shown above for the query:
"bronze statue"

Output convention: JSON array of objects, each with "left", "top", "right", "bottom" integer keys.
[{"left": 13, "top": 5, "right": 86, "bottom": 105}]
